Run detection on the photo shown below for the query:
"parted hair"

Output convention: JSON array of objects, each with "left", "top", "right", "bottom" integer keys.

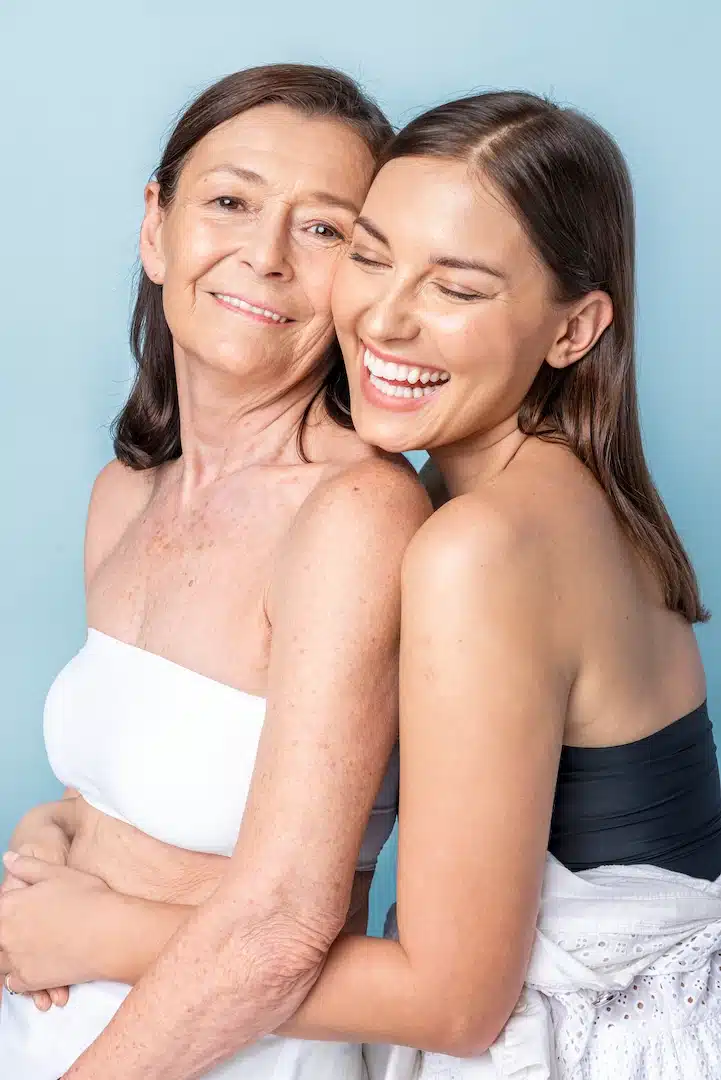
[{"left": 383, "top": 91, "right": 707, "bottom": 622}]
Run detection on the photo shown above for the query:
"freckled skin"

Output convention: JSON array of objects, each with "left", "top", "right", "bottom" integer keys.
[{"left": 61, "top": 106, "right": 406, "bottom": 924}]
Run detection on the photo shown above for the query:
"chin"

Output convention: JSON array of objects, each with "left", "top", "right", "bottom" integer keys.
[{"left": 352, "top": 411, "right": 424, "bottom": 455}]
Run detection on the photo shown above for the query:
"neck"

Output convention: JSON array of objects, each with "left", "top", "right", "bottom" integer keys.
[
  {"left": 173, "top": 349, "right": 325, "bottom": 495},
  {"left": 431, "top": 414, "right": 527, "bottom": 497}
]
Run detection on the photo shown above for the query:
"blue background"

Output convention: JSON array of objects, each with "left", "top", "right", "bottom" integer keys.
[{"left": 1, "top": 0, "right": 719, "bottom": 932}]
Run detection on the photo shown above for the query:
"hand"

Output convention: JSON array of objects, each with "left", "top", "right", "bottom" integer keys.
[
  {"left": 4, "top": 803, "right": 74, "bottom": 882},
  {"left": 0, "top": 852, "right": 112, "bottom": 996},
  {"left": 2, "top": 842, "right": 72, "bottom": 1011}
]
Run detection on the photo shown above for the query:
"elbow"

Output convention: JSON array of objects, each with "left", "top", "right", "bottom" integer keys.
[
  {"left": 223, "top": 898, "right": 342, "bottom": 1003},
  {"left": 428, "top": 1016, "right": 497, "bottom": 1059},
  {"left": 422, "top": 983, "right": 519, "bottom": 1058}
]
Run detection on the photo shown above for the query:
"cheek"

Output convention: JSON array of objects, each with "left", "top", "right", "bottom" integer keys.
[
  {"left": 163, "top": 213, "right": 231, "bottom": 286},
  {"left": 427, "top": 307, "right": 506, "bottom": 371}
]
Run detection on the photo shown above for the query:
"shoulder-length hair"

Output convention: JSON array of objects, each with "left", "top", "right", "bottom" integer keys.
[{"left": 113, "top": 64, "right": 393, "bottom": 469}]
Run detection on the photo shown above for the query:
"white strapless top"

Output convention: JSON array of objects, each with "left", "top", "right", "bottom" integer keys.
[
  {"left": 46, "top": 628, "right": 268, "bottom": 856},
  {"left": 45, "top": 629, "right": 398, "bottom": 863},
  {"left": 0, "top": 629, "right": 391, "bottom": 1078}
]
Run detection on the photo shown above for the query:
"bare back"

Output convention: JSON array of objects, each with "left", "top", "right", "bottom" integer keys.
[{"left": 482, "top": 438, "right": 705, "bottom": 748}]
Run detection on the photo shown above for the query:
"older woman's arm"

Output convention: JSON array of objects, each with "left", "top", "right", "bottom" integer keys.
[
  {"left": 60, "top": 460, "right": 429, "bottom": 1080},
  {"left": 277, "top": 493, "right": 568, "bottom": 1055}
]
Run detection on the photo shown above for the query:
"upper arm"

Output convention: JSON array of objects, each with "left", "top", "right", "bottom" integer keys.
[
  {"left": 84, "top": 459, "right": 154, "bottom": 589},
  {"left": 227, "top": 462, "right": 430, "bottom": 937},
  {"left": 395, "top": 497, "right": 569, "bottom": 1046}
]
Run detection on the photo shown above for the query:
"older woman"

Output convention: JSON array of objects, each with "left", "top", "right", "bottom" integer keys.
[{"left": 0, "top": 64, "right": 430, "bottom": 1078}]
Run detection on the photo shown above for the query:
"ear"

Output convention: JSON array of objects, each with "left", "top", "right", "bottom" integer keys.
[
  {"left": 546, "top": 291, "right": 614, "bottom": 371},
  {"left": 139, "top": 182, "right": 167, "bottom": 285}
]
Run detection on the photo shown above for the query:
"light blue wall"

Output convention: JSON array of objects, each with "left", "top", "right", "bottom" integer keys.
[{"left": 1, "top": 1, "right": 719, "bottom": 934}]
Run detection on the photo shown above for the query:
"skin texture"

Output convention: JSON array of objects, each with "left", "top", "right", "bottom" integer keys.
[
  {"left": 0, "top": 103, "right": 431, "bottom": 1075},
  {"left": 2, "top": 149, "right": 707, "bottom": 1068}
]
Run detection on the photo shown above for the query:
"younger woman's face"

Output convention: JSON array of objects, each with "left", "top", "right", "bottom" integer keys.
[{"left": 331, "top": 156, "right": 570, "bottom": 453}]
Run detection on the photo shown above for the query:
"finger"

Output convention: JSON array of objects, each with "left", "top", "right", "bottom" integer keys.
[
  {"left": 2, "top": 852, "right": 60, "bottom": 885},
  {"left": 4, "top": 969, "right": 33, "bottom": 994},
  {"left": 49, "top": 986, "right": 70, "bottom": 1007},
  {"left": 16, "top": 842, "right": 69, "bottom": 867},
  {"left": 31, "top": 990, "right": 52, "bottom": 1011},
  {"left": 1, "top": 873, "right": 29, "bottom": 894}
]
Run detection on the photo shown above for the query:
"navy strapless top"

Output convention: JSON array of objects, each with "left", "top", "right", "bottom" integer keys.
[{"left": 550, "top": 701, "right": 721, "bottom": 881}]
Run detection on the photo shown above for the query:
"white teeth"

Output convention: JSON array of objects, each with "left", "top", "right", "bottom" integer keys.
[
  {"left": 369, "top": 373, "right": 439, "bottom": 401},
  {"left": 216, "top": 294, "right": 289, "bottom": 323},
  {"left": 363, "top": 348, "right": 449, "bottom": 389}
]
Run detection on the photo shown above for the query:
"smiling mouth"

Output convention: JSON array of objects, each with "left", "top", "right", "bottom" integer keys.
[
  {"left": 363, "top": 347, "right": 450, "bottom": 400},
  {"left": 212, "top": 293, "right": 292, "bottom": 323}
]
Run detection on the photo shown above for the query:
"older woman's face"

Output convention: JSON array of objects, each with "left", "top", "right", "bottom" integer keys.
[{"left": 141, "top": 104, "right": 374, "bottom": 397}]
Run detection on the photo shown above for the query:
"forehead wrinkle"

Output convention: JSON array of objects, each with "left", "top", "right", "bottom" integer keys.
[{"left": 194, "top": 154, "right": 363, "bottom": 212}]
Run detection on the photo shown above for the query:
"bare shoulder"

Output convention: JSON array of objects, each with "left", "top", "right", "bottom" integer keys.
[
  {"left": 300, "top": 457, "right": 432, "bottom": 550},
  {"left": 85, "top": 459, "right": 156, "bottom": 584},
  {"left": 267, "top": 459, "right": 431, "bottom": 622},
  {"left": 404, "top": 483, "right": 543, "bottom": 596}
]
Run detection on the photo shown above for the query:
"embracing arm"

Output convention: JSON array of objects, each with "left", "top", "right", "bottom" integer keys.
[
  {"left": 275, "top": 496, "right": 570, "bottom": 1055},
  {"left": 60, "top": 461, "right": 429, "bottom": 1080}
]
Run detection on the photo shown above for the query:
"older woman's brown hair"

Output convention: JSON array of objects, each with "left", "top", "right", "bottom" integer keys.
[{"left": 113, "top": 63, "right": 393, "bottom": 469}]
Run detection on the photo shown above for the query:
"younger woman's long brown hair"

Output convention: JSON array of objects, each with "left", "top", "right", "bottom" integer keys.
[{"left": 384, "top": 91, "right": 707, "bottom": 623}]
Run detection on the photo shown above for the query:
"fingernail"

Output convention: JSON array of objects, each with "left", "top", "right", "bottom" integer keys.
[{"left": 2, "top": 851, "right": 18, "bottom": 868}]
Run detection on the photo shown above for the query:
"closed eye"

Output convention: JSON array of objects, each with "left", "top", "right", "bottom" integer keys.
[
  {"left": 437, "top": 284, "right": 488, "bottom": 301},
  {"left": 349, "top": 252, "right": 386, "bottom": 267}
]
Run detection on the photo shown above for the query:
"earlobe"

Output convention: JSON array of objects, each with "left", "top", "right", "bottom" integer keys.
[
  {"left": 139, "top": 182, "right": 166, "bottom": 285},
  {"left": 546, "top": 291, "right": 614, "bottom": 370}
]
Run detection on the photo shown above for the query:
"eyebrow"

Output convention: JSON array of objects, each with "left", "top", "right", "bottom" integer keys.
[
  {"left": 356, "top": 216, "right": 506, "bottom": 279},
  {"left": 201, "top": 164, "right": 266, "bottom": 184},
  {"left": 432, "top": 255, "right": 506, "bottom": 280},
  {"left": 308, "top": 191, "right": 362, "bottom": 215},
  {"left": 355, "top": 215, "right": 390, "bottom": 245}
]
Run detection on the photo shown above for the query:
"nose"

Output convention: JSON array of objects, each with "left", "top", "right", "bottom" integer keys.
[
  {"left": 362, "top": 281, "right": 420, "bottom": 346},
  {"left": 239, "top": 205, "right": 293, "bottom": 281}
]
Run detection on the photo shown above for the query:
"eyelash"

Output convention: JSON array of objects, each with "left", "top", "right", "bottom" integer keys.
[
  {"left": 437, "top": 285, "right": 484, "bottom": 302},
  {"left": 307, "top": 223, "right": 344, "bottom": 241},
  {"left": 214, "top": 196, "right": 247, "bottom": 211},
  {"left": 349, "top": 252, "right": 384, "bottom": 267}
]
